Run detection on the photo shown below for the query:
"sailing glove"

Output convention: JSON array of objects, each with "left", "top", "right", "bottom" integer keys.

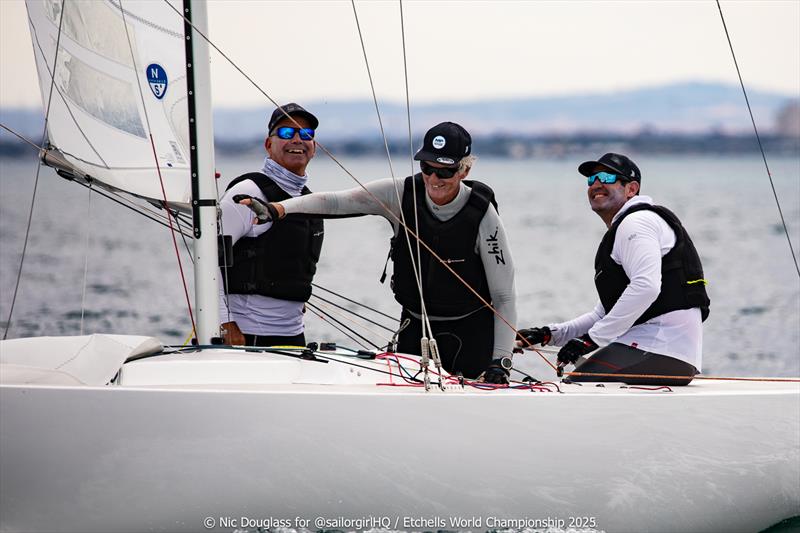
[
  {"left": 516, "top": 326, "right": 552, "bottom": 346},
  {"left": 556, "top": 334, "right": 599, "bottom": 365},
  {"left": 482, "top": 359, "right": 511, "bottom": 385},
  {"left": 232, "top": 194, "right": 280, "bottom": 224}
]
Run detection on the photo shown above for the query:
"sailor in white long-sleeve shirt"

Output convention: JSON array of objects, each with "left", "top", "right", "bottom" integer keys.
[
  {"left": 218, "top": 103, "right": 323, "bottom": 347},
  {"left": 518, "top": 153, "right": 709, "bottom": 385},
  {"left": 242, "top": 123, "right": 517, "bottom": 383}
]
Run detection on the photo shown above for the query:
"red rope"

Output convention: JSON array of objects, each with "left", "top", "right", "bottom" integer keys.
[{"left": 148, "top": 134, "right": 197, "bottom": 338}]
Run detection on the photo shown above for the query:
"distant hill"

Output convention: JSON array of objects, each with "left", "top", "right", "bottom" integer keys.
[
  {"left": 212, "top": 82, "right": 797, "bottom": 141},
  {"left": 2, "top": 82, "right": 797, "bottom": 145}
]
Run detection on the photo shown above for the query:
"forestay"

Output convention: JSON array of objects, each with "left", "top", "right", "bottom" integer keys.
[{"left": 26, "top": 0, "right": 191, "bottom": 207}]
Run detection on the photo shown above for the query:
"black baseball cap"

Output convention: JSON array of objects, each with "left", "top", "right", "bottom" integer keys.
[
  {"left": 413, "top": 122, "right": 472, "bottom": 166},
  {"left": 578, "top": 153, "right": 641, "bottom": 182},
  {"left": 268, "top": 103, "right": 319, "bottom": 134}
]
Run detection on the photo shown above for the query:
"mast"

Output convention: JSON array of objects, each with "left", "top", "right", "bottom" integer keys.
[{"left": 184, "top": 0, "right": 219, "bottom": 344}]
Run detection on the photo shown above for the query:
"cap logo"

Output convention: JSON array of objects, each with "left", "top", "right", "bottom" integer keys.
[
  {"left": 432, "top": 136, "right": 446, "bottom": 149},
  {"left": 436, "top": 157, "right": 455, "bottom": 165}
]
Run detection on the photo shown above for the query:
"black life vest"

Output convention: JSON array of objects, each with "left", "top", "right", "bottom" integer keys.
[
  {"left": 222, "top": 172, "right": 323, "bottom": 302},
  {"left": 390, "top": 174, "right": 494, "bottom": 316},
  {"left": 594, "top": 203, "right": 710, "bottom": 325}
]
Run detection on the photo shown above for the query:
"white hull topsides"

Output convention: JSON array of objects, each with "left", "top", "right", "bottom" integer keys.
[{"left": 1, "top": 335, "right": 798, "bottom": 533}]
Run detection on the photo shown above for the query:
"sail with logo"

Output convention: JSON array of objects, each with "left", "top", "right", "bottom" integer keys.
[{"left": 27, "top": 0, "right": 192, "bottom": 208}]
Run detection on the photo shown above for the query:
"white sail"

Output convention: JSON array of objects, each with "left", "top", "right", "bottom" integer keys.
[{"left": 26, "top": 0, "right": 192, "bottom": 207}]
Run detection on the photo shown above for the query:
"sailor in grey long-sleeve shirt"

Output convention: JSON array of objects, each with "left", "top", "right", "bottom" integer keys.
[
  {"left": 250, "top": 122, "right": 517, "bottom": 381},
  {"left": 277, "top": 175, "right": 518, "bottom": 365}
]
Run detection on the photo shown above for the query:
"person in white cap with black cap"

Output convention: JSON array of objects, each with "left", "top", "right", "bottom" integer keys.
[
  {"left": 518, "top": 153, "right": 710, "bottom": 385},
  {"left": 238, "top": 122, "right": 518, "bottom": 383},
  {"left": 217, "top": 103, "right": 323, "bottom": 347}
]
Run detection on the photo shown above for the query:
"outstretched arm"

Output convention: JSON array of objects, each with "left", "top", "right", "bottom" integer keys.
[{"left": 278, "top": 178, "right": 405, "bottom": 222}]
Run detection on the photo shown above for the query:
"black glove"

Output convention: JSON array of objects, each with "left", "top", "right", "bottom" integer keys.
[
  {"left": 482, "top": 358, "right": 511, "bottom": 385},
  {"left": 232, "top": 194, "right": 280, "bottom": 224},
  {"left": 556, "top": 334, "right": 599, "bottom": 365},
  {"left": 517, "top": 326, "right": 552, "bottom": 346}
]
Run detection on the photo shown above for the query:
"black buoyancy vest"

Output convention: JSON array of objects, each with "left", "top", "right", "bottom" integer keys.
[
  {"left": 595, "top": 203, "right": 710, "bottom": 325},
  {"left": 223, "top": 172, "right": 323, "bottom": 302},
  {"left": 391, "top": 174, "right": 494, "bottom": 316}
]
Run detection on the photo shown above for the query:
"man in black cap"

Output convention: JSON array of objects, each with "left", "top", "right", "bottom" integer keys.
[
  {"left": 217, "top": 103, "right": 323, "bottom": 346},
  {"left": 517, "top": 153, "right": 710, "bottom": 385},
  {"left": 241, "top": 122, "right": 518, "bottom": 383}
]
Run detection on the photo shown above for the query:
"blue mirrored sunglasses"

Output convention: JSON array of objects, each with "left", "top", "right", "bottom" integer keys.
[
  {"left": 587, "top": 171, "right": 628, "bottom": 186},
  {"left": 272, "top": 126, "right": 315, "bottom": 140}
]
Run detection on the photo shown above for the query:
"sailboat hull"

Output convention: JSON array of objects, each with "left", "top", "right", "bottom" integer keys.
[{"left": 2, "top": 374, "right": 798, "bottom": 533}]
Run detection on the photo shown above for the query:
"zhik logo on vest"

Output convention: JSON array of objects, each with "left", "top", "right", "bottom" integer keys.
[{"left": 146, "top": 64, "right": 168, "bottom": 100}]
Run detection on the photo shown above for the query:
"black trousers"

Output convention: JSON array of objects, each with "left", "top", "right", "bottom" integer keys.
[
  {"left": 397, "top": 307, "right": 494, "bottom": 379},
  {"left": 570, "top": 342, "right": 698, "bottom": 386},
  {"left": 243, "top": 332, "right": 306, "bottom": 347}
]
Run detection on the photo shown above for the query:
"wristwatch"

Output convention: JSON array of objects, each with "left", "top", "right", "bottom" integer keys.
[{"left": 499, "top": 356, "right": 513, "bottom": 371}]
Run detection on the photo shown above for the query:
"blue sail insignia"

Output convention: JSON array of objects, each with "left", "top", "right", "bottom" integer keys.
[{"left": 145, "top": 63, "right": 168, "bottom": 99}]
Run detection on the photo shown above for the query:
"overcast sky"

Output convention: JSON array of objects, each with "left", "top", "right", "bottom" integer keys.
[{"left": 1, "top": 0, "right": 798, "bottom": 109}]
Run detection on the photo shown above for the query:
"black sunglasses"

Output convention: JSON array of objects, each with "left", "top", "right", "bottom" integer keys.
[{"left": 420, "top": 161, "right": 459, "bottom": 179}]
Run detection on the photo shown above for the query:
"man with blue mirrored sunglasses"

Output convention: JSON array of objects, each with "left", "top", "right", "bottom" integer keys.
[
  {"left": 217, "top": 103, "right": 324, "bottom": 347},
  {"left": 517, "top": 152, "right": 710, "bottom": 386}
]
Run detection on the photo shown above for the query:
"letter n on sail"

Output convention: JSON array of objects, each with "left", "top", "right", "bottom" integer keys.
[{"left": 146, "top": 63, "right": 168, "bottom": 99}]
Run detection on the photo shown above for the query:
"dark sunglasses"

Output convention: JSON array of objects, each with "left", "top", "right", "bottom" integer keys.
[
  {"left": 271, "top": 126, "right": 315, "bottom": 140},
  {"left": 587, "top": 171, "right": 629, "bottom": 186},
  {"left": 420, "top": 161, "right": 459, "bottom": 179}
]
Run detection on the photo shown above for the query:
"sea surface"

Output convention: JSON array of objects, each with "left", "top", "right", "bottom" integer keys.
[{"left": 1, "top": 153, "right": 798, "bottom": 378}]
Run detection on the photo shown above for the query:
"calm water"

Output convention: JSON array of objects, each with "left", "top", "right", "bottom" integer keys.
[{"left": 1, "top": 152, "right": 798, "bottom": 377}]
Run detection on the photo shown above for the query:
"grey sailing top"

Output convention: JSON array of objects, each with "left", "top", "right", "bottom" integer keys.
[{"left": 279, "top": 178, "right": 518, "bottom": 358}]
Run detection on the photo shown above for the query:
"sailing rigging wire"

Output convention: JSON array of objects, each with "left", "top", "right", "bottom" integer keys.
[
  {"left": 2, "top": 0, "right": 66, "bottom": 341},
  {"left": 172, "top": 210, "right": 195, "bottom": 265},
  {"left": 350, "top": 0, "right": 429, "bottom": 343},
  {"left": 0, "top": 124, "right": 42, "bottom": 152},
  {"left": 304, "top": 303, "right": 373, "bottom": 351},
  {"left": 160, "top": 0, "right": 555, "bottom": 372},
  {"left": 309, "top": 297, "right": 392, "bottom": 344},
  {"left": 716, "top": 0, "right": 800, "bottom": 279},
  {"left": 70, "top": 177, "right": 192, "bottom": 234},
  {"left": 310, "top": 293, "right": 395, "bottom": 333},
  {"left": 213, "top": 178, "right": 234, "bottom": 325},
  {"left": 311, "top": 282, "right": 399, "bottom": 322},
  {"left": 0, "top": 123, "right": 195, "bottom": 235},
  {"left": 306, "top": 301, "right": 384, "bottom": 350},
  {"left": 119, "top": 0, "right": 197, "bottom": 338},
  {"left": 398, "top": 0, "right": 435, "bottom": 348},
  {"left": 79, "top": 182, "right": 93, "bottom": 336},
  {"left": 350, "top": 1, "right": 397, "bottom": 179}
]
